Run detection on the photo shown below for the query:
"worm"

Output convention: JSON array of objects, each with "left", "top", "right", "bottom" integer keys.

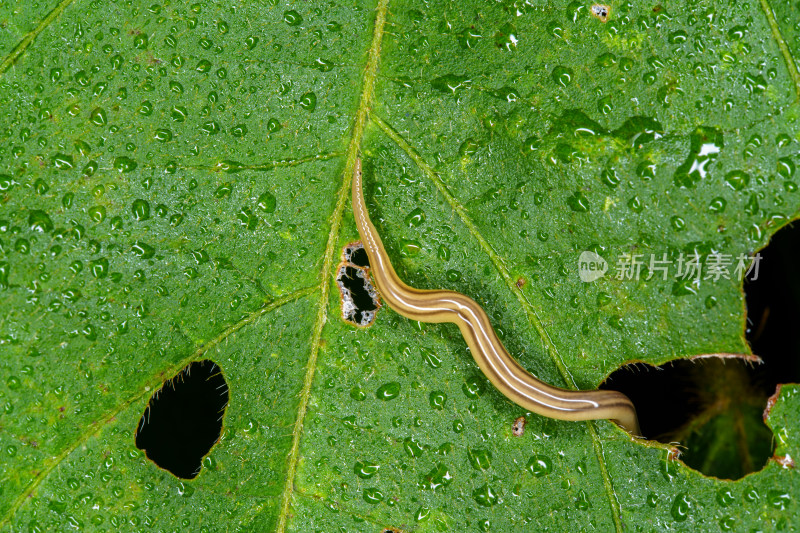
[{"left": 352, "top": 157, "right": 640, "bottom": 435}]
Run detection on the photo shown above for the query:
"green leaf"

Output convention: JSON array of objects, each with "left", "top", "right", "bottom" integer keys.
[{"left": 1, "top": 0, "right": 799, "bottom": 531}]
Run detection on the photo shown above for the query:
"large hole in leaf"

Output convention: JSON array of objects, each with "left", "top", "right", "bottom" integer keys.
[
  {"left": 135, "top": 359, "right": 229, "bottom": 479},
  {"left": 602, "top": 222, "right": 800, "bottom": 480}
]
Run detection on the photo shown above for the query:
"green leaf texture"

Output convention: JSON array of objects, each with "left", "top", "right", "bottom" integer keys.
[{"left": 1, "top": 0, "right": 799, "bottom": 531}]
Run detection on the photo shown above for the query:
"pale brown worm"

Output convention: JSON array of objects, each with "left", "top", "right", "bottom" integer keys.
[{"left": 352, "top": 157, "right": 641, "bottom": 435}]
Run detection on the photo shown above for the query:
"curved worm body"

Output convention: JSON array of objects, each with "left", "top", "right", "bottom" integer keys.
[{"left": 352, "top": 158, "right": 640, "bottom": 435}]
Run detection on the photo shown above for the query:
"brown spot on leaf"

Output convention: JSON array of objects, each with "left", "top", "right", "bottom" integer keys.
[
  {"left": 772, "top": 454, "right": 795, "bottom": 469},
  {"left": 763, "top": 384, "right": 782, "bottom": 421},
  {"left": 591, "top": 4, "right": 610, "bottom": 22},
  {"left": 515, "top": 277, "right": 526, "bottom": 289},
  {"left": 512, "top": 416, "right": 526, "bottom": 436}
]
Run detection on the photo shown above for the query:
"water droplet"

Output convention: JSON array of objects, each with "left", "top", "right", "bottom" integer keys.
[
  {"left": 646, "top": 492, "right": 659, "bottom": 507},
  {"left": 670, "top": 216, "right": 686, "bottom": 231},
  {"left": 429, "top": 391, "right": 447, "bottom": 410},
  {"left": 88, "top": 206, "right": 106, "bottom": 223},
  {"left": 468, "top": 448, "right": 492, "bottom": 471},
  {"left": 494, "top": 22, "right": 518, "bottom": 51},
  {"left": 768, "top": 490, "right": 791, "bottom": 510},
  {"left": 376, "top": 382, "right": 400, "bottom": 400},
  {"left": 716, "top": 489, "right": 734, "bottom": 507},
  {"left": 637, "top": 160, "right": 656, "bottom": 179},
  {"left": 354, "top": 460, "right": 380, "bottom": 479},
  {"left": 132, "top": 241, "right": 155, "bottom": 259},
  {"left": 462, "top": 376, "right": 485, "bottom": 398},
  {"left": 601, "top": 168, "right": 621, "bottom": 188},
  {"left": 201, "top": 121, "right": 221, "bottom": 135},
  {"left": 575, "top": 489, "right": 591, "bottom": 510},
  {"left": 527, "top": 455, "right": 552, "bottom": 476},
  {"left": 420, "top": 347, "right": 441, "bottom": 368},
  {"left": 459, "top": 138, "right": 479, "bottom": 157},
  {"left": 422, "top": 463, "right": 453, "bottom": 490},
  {"left": 131, "top": 199, "right": 151, "bottom": 221},
  {"left": 567, "top": 191, "right": 590, "bottom": 212},
  {"left": 725, "top": 170, "right": 750, "bottom": 191},
  {"left": 362, "top": 487, "right": 383, "bottom": 504},
  {"left": 214, "top": 183, "right": 233, "bottom": 199},
  {"left": 283, "top": 10, "right": 303, "bottom": 26},
  {"left": 777, "top": 157, "right": 796, "bottom": 179},
  {"left": 457, "top": 27, "right": 481, "bottom": 49},
  {"left": 52, "top": 153, "right": 74, "bottom": 169},
  {"left": 404, "top": 208, "right": 425, "bottom": 227},
  {"left": 727, "top": 25, "right": 747, "bottom": 41},
  {"left": 299, "top": 92, "right": 316, "bottom": 111},
  {"left": 673, "top": 127, "right": 723, "bottom": 188},
  {"left": 670, "top": 493, "right": 690, "bottom": 521},
  {"left": 255, "top": 192, "right": 277, "bottom": 213},
  {"left": 708, "top": 197, "right": 727, "bottom": 213},
  {"left": 596, "top": 52, "right": 617, "bottom": 67},
  {"left": 231, "top": 124, "right": 248, "bottom": 138},
  {"left": 6, "top": 376, "right": 21, "bottom": 389},
  {"left": 719, "top": 516, "right": 737, "bottom": 531},
  {"left": 245, "top": 36, "right": 259, "bottom": 50},
  {"left": 472, "top": 484, "right": 499, "bottom": 507},
  {"left": 551, "top": 66, "right": 574, "bottom": 87},
  {"left": 431, "top": 74, "right": 471, "bottom": 95},
  {"left": 113, "top": 157, "right": 137, "bottom": 173},
  {"left": 28, "top": 210, "right": 53, "bottom": 232},
  {"left": 133, "top": 33, "right": 148, "bottom": 49},
  {"left": 90, "top": 258, "right": 109, "bottom": 279},
  {"left": 668, "top": 30, "right": 687, "bottom": 43},
  {"left": 403, "top": 437, "right": 424, "bottom": 458},
  {"left": 490, "top": 86, "right": 520, "bottom": 102},
  {"left": 349, "top": 386, "right": 366, "bottom": 401},
  {"left": 154, "top": 129, "right": 173, "bottom": 142}
]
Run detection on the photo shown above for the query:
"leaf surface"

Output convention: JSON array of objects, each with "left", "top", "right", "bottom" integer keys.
[{"left": 1, "top": 0, "right": 799, "bottom": 531}]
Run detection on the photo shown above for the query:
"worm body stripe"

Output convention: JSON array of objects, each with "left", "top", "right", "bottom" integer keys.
[{"left": 352, "top": 157, "right": 640, "bottom": 435}]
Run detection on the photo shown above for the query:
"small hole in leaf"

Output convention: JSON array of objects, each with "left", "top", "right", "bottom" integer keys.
[
  {"left": 136, "top": 359, "right": 229, "bottom": 479},
  {"left": 337, "top": 241, "right": 380, "bottom": 327},
  {"left": 602, "top": 222, "right": 800, "bottom": 479},
  {"left": 343, "top": 241, "right": 370, "bottom": 267}
]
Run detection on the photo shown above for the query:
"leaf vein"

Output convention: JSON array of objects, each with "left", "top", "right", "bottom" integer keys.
[
  {"left": 274, "top": 0, "right": 390, "bottom": 530},
  {"left": 0, "top": 0, "right": 78, "bottom": 76},
  {"left": 759, "top": 0, "right": 800, "bottom": 102}
]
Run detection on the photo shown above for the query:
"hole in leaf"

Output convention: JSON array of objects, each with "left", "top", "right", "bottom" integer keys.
[
  {"left": 744, "top": 222, "right": 800, "bottom": 383},
  {"left": 602, "top": 222, "right": 800, "bottom": 479},
  {"left": 136, "top": 359, "right": 229, "bottom": 479},
  {"left": 337, "top": 241, "right": 380, "bottom": 327},
  {"left": 343, "top": 241, "right": 369, "bottom": 267},
  {"left": 601, "top": 356, "right": 773, "bottom": 479}
]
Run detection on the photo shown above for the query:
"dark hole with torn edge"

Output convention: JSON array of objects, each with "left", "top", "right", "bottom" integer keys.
[
  {"left": 343, "top": 241, "right": 370, "bottom": 268},
  {"left": 337, "top": 241, "right": 380, "bottom": 327},
  {"left": 135, "top": 359, "right": 229, "bottom": 479},
  {"left": 602, "top": 222, "right": 800, "bottom": 480}
]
